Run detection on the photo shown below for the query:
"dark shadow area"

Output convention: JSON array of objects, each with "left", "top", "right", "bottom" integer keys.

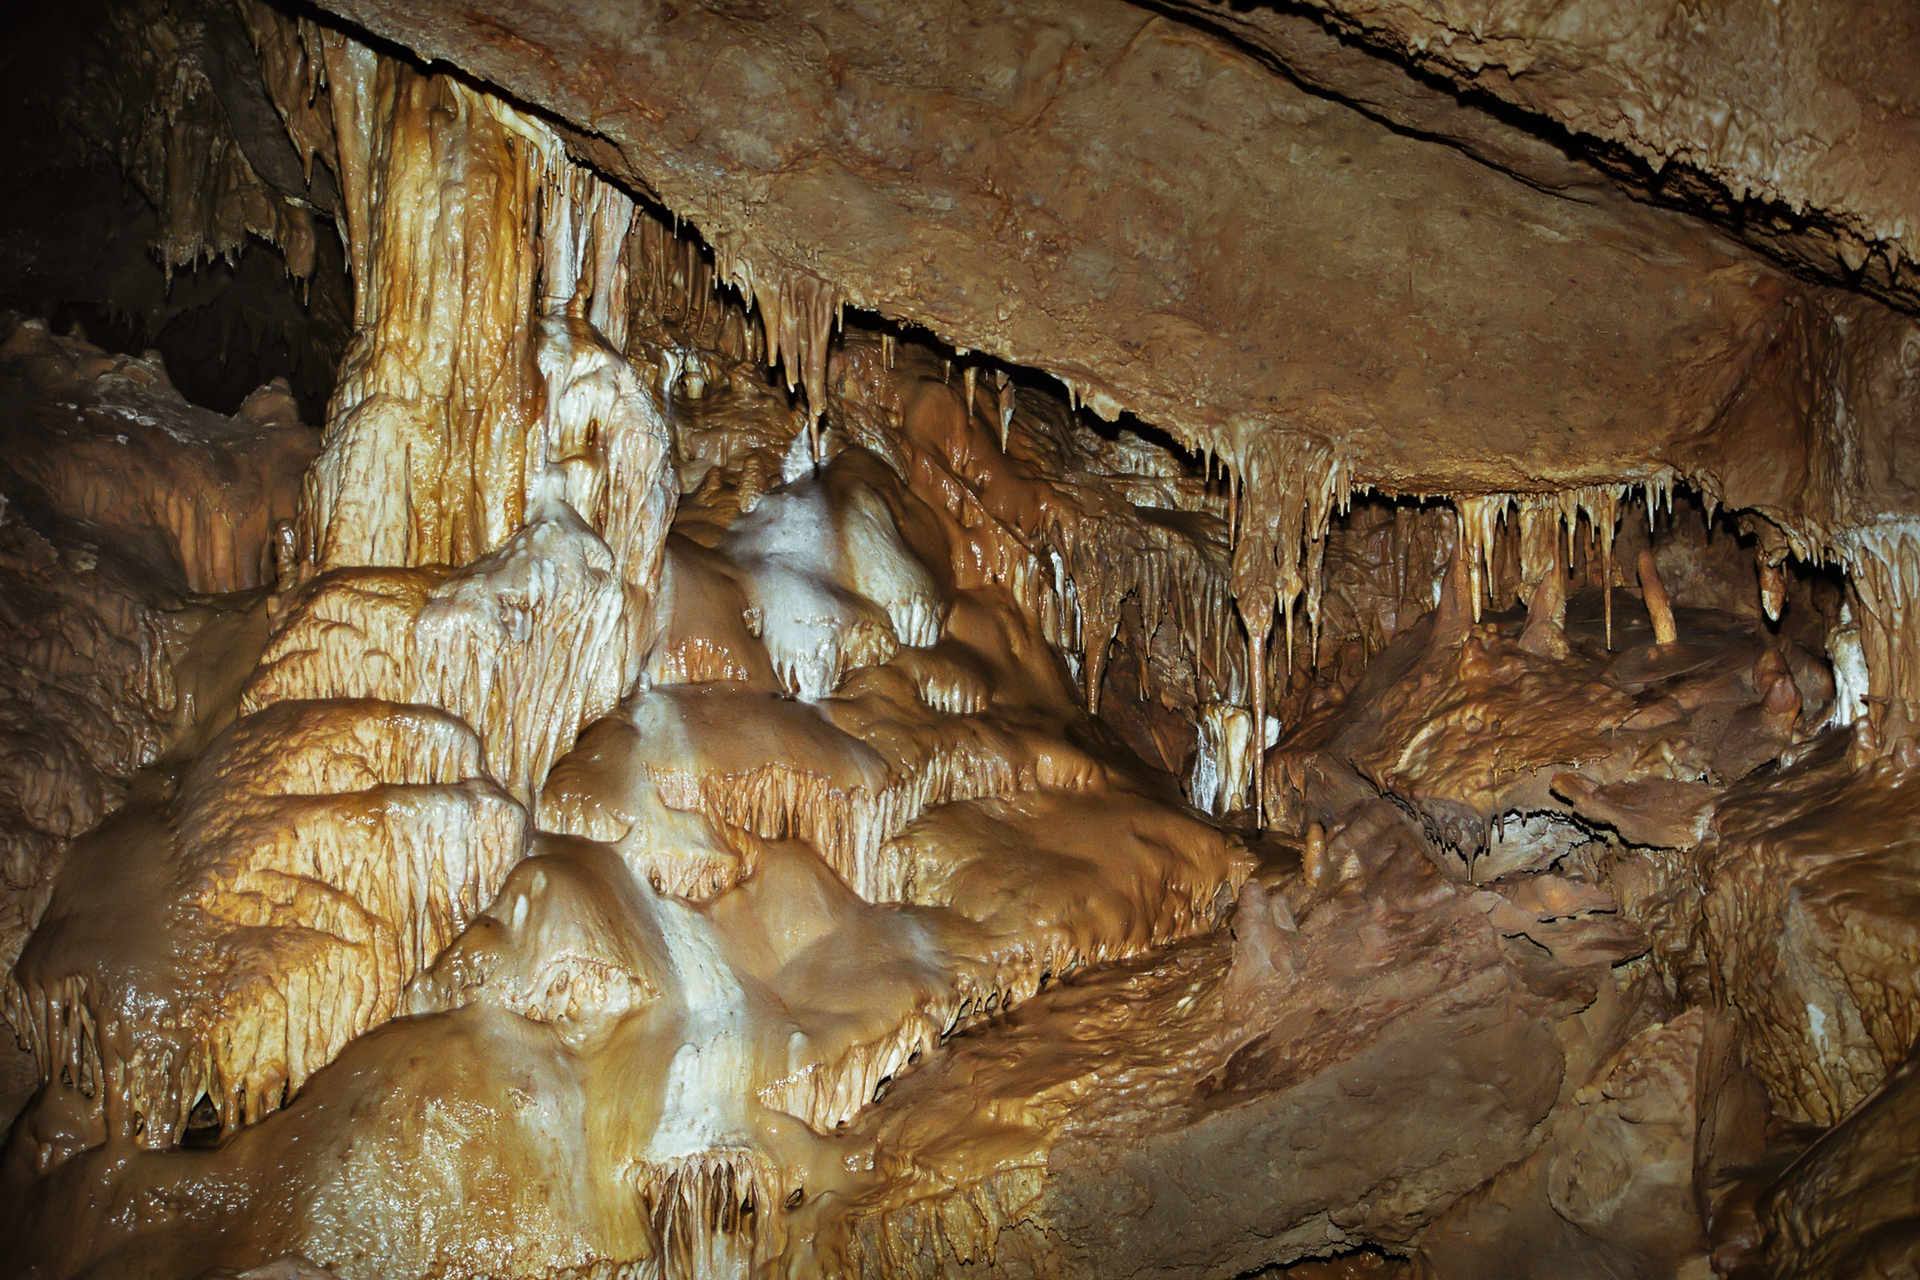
[{"left": 0, "top": 0, "right": 352, "bottom": 418}]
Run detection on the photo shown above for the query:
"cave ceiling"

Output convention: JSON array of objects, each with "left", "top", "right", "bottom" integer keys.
[
  {"left": 307, "top": 0, "right": 1920, "bottom": 533},
  {"left": 1220, "top": 0, "right": 1920, "bottom": 309}
]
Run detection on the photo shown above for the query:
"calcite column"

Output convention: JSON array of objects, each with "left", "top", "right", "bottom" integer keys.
[{"left": 298, "top": 40, "right": 549, "bottom": 571}]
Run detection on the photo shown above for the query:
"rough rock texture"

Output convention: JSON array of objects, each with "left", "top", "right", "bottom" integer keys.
[
  {"left": 1415, "top": 1008, "right": 1762, "bottom": 1279},
  {"left": 300, "top": 0, "right": 1882, "bottom": 502},
  {"left": 1697, "top": 738, "right": 1920, "bottom": 1126},
  {"left": 835, "top": 800, "right": 1645, "bottom": 1278},
  {"left": 1203, "top": 0, "right": 1920, "bottom": 311},
  {"left": 0, "top": 313, "right": 316, "bottom": 966},
  {"left": 1759, "top": 1044, "right": 1920, "bottom": 1279}
]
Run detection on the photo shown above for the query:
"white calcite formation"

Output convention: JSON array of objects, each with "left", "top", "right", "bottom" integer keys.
[{"left": 720, "top": 475, "right": 945, "bottom": 701}]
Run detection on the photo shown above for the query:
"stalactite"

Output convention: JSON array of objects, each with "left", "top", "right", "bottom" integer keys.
[
  {"left": 715, "top": 242, "right": 840, "bottom": 426},
  {"left": 1229, "top": 431, "right": 1350, "bottom": 822},
  {"left": 297, "top": 49, "right": 552, "bottom": 570},
  {"left": 1447, "top": 482, "right": 1663, "bottom": 651},
  {"left": 537, "top": 163, "right": 637, "bottom": 348},
  {"left": 619, "top": 205, "right": 757, "bottom": 361},
  {"left": 1228, "top": 465, "right": 1239, "bottom": 548},
  {"left": 21, "top": 7, "right": 1920, "bottom": 1276},
  {"left": 95, "top": 0, "right": 327, "bottom": 283},
  {"left": 1050, "top": 512, "right": 1241, "bottom": 719}
]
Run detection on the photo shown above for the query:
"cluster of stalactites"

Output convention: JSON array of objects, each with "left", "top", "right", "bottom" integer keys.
[
  {"left": 1193, "top": 449, "right": 1690, "bottom": 822},
  {"left": 838, "top": 354, "right": 1244, "bottom": 726},
  {"left": 1225, "top": 430, "right": 1352, "bottom": 817},
  {"left": 950, "top": 418, "right": 1335, "bottom": 815},
  {"left": 624, "top": 210, "right": 761, "bottom": 364},
  {"left": 1455, "top": 479, "right": 1674, "bottom": 641},
  {"left": 101, "top": 0, "right": 327, "bottom": 281},
  {"left": 1229, "top": 432, "right": 1353, "bottom": 669},
  {"left": 536, "top": 162, "right": 639, "bottom": 351},
  {"left": 715, "top": 239, "right": 841, "bottom": 434},
  {"left": 1050, "top": 517, "right": 1242, "bottom": 717}
]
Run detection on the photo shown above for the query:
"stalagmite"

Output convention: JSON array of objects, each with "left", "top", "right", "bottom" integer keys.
[
  {"left": 1834, "top": 522, "right": 1920, "bottom": 746},
  {"left": 992, "top": 369, "right": 1015, "bottom": 451},
  {"left": 245, "top": 498, "right": 640, "bottom": 809},
  {"left": 1638, "top": 545, "right": 1679, "bottom": 645},
  {"left": 1760, "top": 555, "right": 1789, "bottom": 621},
  {"left": 7, "top": 699, "right": 526, "bottom": 1146},
  {"left": 715, "top": 246, "right": 840, "bottom": 429},
  {"left": 1188, "top": 703, "right": 1254, "bottom": 816},
  {"left": 718, "top": 474, "right": 945, "bottom": 701},
  {"left": 1518, "top": 529, "right": 1568, "bottom": 658}
]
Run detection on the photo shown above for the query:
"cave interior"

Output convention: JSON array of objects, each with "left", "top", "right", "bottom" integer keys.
[{"left": 2, "top": 1, "right": 1920, "bottom": 1278}]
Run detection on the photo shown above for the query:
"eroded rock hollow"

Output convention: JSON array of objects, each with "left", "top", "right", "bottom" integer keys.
[{"left": 2, "top": 2, "right": 1919, "bottom": 1277}]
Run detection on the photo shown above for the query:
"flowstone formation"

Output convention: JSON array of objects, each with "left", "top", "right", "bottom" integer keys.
[{"left": 4, "top": 2, "right": 1920, "bottom": 1279}]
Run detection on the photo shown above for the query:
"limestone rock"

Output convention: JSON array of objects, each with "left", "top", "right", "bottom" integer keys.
[
  {"left": 1759, "top": 1043, "right": 1920, "bottom": 1279},
  {"left": 6, "top": 699, "right": 527, "bottom": 1150},
  {"left": 299, "top": 0, "right": 1855, "bottom": 507},
  {"left": 1697, "top": 738, "right": 1920, "bottom": 1125},
  {"left": 1416, "top": 1009, "right": 1764, "bottom": 1279},
  {"left": 1251, "top": 0, "right": 1920, "bottom": 311}
]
